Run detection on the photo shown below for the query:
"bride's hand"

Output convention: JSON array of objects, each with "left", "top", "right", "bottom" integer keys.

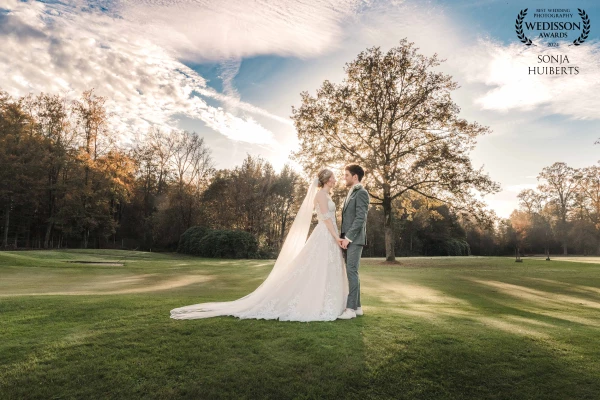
[{"left": 336, "top": 238, "right": 344, "bottom": 247}]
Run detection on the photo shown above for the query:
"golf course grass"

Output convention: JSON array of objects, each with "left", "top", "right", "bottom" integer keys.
[{"left": 1, "top": 250, "right": 599, "bottom": 399}]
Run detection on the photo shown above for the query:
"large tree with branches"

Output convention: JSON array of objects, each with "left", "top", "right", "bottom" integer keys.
[
  {"left": 537, "top": 162, "right": 581, "bottom": 255},
  {"left": 291, "top": 39, "right": 500, "bottom": 261}
]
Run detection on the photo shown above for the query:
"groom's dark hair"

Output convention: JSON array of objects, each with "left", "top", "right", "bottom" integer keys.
[{"left": 345, "top": 164, "right": 365, "bottom": 182}]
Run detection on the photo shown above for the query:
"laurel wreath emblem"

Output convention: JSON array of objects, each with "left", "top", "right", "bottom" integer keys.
[
  {"left": 571, "top": 8, "right": 590, "bottom": 46},
  {"left": 515, "top": 9, "right": 534, "bottom": 46}
]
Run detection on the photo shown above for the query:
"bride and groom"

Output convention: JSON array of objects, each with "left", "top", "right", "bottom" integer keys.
[{"left": 170, "top": 164, "right": 369, "bottom": 322}]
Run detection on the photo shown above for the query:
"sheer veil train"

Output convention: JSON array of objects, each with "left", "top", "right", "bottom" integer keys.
[{"left": 170, "top": 177, "right": 323, "bottom": 320}]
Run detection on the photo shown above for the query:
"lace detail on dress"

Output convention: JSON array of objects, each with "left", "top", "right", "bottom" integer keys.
[{"left": 315, "top": 196, "right": 336, "bottom": 224}]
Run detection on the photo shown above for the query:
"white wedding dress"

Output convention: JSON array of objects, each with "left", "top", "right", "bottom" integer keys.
[{"left": 170, "top": 178, "right": 349, "bottom": 322}]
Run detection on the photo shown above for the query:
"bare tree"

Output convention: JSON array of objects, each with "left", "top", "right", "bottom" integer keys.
[
  {"left": 170, "top": 129, "right": 214, "bottom": 229},
  {"left": 170, "top": 130, "right": 213, "bottom": 188},
  {"left": 145, "top": 127, "right": 176, "bottom": 195}
]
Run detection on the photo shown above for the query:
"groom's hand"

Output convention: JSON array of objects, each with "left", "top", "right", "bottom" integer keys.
[{"left": 341, "top": 238, "right": 350, "bottom": 249}]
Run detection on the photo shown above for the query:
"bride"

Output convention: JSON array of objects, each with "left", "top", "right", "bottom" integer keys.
[{"left": 170, "top": 168, "right": 349, "bottom": 322}]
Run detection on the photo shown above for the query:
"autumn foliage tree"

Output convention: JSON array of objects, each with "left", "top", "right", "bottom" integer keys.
[
  {"left": 1, "top": 89, "right": 134, "bottom": 249},
  {"left": 0, "top": 93, "right": 44, "bottom": 248}
]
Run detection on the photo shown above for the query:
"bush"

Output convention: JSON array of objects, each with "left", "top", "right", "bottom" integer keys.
[
  {"left": 177, "top": 227, "right": 259, "bottom": 259},
  {"left": 445, "top": 238, "right": 471, "bottom": 256},
  {"left": 422, "top": 237, "right": 471, "bottom": 256},
  {"left": 177, "top": 226, "right": 211, "bottom": 255},
  {"left": 196, "top": 230, "right": 259, "bottom": 259}
]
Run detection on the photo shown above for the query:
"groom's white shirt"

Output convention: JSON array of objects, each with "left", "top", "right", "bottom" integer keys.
[{"left": 343, "top": 183, "right": 361, "bottom": 243}]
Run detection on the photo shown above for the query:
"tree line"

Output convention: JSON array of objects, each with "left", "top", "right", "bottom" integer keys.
[
  {"left": 2, "top": 39, "right": 596, "bottom": 258},
  {"left": 509, "top": 162, "right": 600, "bottom": 257},
  {"left": 2, "top": 87, "right": 594, "bottom": 257},
  {"left": 0, "top": 89, "right": 303, "bottom": 254}
]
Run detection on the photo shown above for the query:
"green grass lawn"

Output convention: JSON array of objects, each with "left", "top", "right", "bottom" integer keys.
[{"left": 1, "top": 250, "right": 599, "bottom": 399}]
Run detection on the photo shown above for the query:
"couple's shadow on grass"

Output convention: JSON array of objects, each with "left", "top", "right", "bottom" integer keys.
[
  {"left": 168, "top": 312, "right": 369, "bottom": 397},
  {"left": 171, "top": 307, "right": 597, "bottom": 399}
]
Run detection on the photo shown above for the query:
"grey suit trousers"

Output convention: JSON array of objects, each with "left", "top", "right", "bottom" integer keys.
[{"left": 343, "top": 242, "right": 363, "bottom": 309}]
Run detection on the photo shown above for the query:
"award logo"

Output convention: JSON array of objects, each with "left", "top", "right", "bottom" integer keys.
[{"left": 515, "top": 8, "right": 591, "bottom": 75}]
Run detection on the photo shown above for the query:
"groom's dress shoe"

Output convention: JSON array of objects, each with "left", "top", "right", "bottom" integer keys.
[
  {"left": 338, "top": 308, "right": 356, "bottom": 319},
  {"left": 355, "top": 307, "right": 363, "bottom": 316}
]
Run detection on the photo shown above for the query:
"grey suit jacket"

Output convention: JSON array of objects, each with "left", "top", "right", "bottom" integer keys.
[{"left": 341, "top": 186, "right": 369, "bottom": 246}]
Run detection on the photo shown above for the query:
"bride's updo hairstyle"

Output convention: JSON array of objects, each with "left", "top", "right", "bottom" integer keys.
[{"left": 317, "top": 169, "right": 333, "bottom": 188}]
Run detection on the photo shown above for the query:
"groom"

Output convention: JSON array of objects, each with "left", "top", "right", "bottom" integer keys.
[{"left": 338, "top": 164, "right": 369, "bottom": 320}]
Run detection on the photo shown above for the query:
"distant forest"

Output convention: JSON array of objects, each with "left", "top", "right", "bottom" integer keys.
[{"left": 1, "top": 88, "right": 599, "bottom": 257}]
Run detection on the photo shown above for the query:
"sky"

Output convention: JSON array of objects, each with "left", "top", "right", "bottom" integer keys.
[{"left": 1, "top": 0, "right": 599, "bottom": 218}]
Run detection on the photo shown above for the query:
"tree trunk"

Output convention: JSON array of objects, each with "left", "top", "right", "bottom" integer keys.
[
  {"left": 3, "top": 198, "right": 10, "bottom": 248},
  {"left": 44, "top": 221, "right": 53, "bottom": 249},
  {"left": 383, "top": 187, "right": 395, "bottom": 261},
  {"left": 560, "top": 218, "right": 568, "bottom": 255}
]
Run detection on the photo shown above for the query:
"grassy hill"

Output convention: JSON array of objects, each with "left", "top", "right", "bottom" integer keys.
[{"left": 1, "top": 250, "right": 599, "bottom": 399}]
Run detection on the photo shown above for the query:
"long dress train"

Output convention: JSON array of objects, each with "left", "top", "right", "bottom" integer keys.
[{"left": 170, "top": 178, "right": 348, "bottom": 322}]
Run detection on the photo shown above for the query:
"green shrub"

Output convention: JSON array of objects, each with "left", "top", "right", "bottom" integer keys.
[
  {"left": 177, "top": 226, "right": 211, "bottom": 255},
  {"left": 196, "top": 230, "right": 259, "bottom": 259},
  {"left": 445, "top": 238, "right": 471, "bottom": 256},
  {"left": 178, "top": 227, "right": 259, "bottom": 259}
]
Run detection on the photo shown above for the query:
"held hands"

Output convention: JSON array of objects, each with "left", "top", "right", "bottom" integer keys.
[{"left": 335, "top": 234, "right": 350, "bottom": 249}]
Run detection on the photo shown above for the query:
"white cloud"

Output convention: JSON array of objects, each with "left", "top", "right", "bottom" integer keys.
[
  {"left": 198, "top": 107, "right": 276, "bottom": 144},
  {"left": 460, "top": 38, "right": 600, "bottom": 119},
  {"left": 335, "top": 2, "right": 600, "bottom": 121},
  {"left": 219, "top": 59, "right": 242, "bottom": 103},
  {"left": 202, "top": 58, "right": 294, "bottom": 126},
  {"left": 117, "top": 0, "right": 365, "bottom": 62},
  {"left": 0, "top": 0, "right": 290, "bottom": 146},
  {"left": 4, "top": 0, "right": 599, "bottom": 194},
  {"left": 0, "top": 0, "right": 371, "bottom": 147},
  {"left": 196, "top": 86, "right": 294, "bottom": 126}
]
